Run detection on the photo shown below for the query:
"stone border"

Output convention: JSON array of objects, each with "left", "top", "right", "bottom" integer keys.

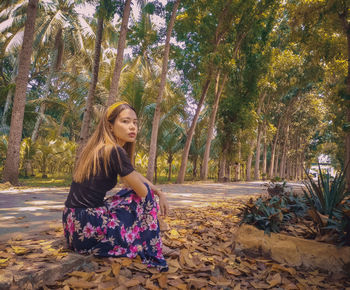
[{"left": 233, "top": 224, "right": 350, "bottom": 274}]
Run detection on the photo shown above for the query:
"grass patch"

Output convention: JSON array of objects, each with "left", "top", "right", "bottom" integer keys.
[{"left": 18, "top": 175, "right": 72, "bottom": 188}]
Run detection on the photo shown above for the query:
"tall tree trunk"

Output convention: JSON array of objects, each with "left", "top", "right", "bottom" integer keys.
[
  {"left": 300, "top": 152, "right": 305, "bottom": 180},
  {"left": 32, "top": 29, "right": 62, "bottom": 142},
  {"left": 107, "top": 0, "right": 132, "bottom": 106},
  {"left": 254, "top": 126, "right": 261, "bottom": 180},
  {"left": 254, "top": 92, "right": 267, "bottom": 180},
  {"left": 76, "top": 15, "right": 104, "bottom": 160},
  {"left": 31, "top": 102, "right": 46, "bottom": 142},
  {"left": 279, "top": 124, "right": 290, "bottom": 178},
  {"left": 1, "top": 88, "right": 13, "bottom": 128},
  {"left": 246, "top": 139, "right": 255, "bottom": 181},
  {"left": 262, "top": 130, "right": 267, "bottom": 180},
  {"left": 235, "top": 138, "right": 241, "bottom": 181},
  {"left": 193, "top": 156, "right": 198, "bottom": 180},
  {"left": 2, "top": 58, "right": 19, "bottom": 128},
  {"left": 254, "top": 124, "right": 262, "bottom": 180},
  {"left": 2, "top": 0, "right": 39, "bottom": 185},
  {"left": 176, "top": 0, "right": 237, "bottom": 184},
  {"left": 269, "top": 118, "right": 281, "bottom": 178},
  {"left": 176, "top": 77, "right": 212, "bottom": 183},
  {"left": 200, "top": 71, "right": 228, "bottom": 180},
  {"left": 58, "top": 111, "right": 68, "bottom": 137},
  {"left": 219, "top": 154, "right": 227, "bottom": 182},
  {"left": 154, "top": 153, "right": 158, "bottom": 184},
  {"left": 167, "top": 154, "right": 173, "bottom": 181},
  {"left": 79, "top": 15, "right": 104, "bottom": 142},
  {"left": 146, "top": 0, "right": 181, "bottom": 181},
  {"left": 339, "top": 7, "right": 350, "bottom": 189},
  {"left": 274, "top": 143, "right": 280, "bottom": 177}
]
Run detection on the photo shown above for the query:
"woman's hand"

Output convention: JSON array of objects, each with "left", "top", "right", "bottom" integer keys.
[{"left": 157, "top": 191, "right": 169, "bottom": 216}]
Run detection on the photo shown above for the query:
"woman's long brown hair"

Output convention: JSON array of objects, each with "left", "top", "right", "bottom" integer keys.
[{"left": 73, "top": 103, "right": 136, "bottom": 183}]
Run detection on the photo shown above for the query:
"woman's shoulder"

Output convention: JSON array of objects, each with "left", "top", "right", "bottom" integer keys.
[{"left": 104, "top": 144, "right": 127, "bottom": 159}]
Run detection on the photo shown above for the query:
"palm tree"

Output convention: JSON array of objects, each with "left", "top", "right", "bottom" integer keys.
[
  {"left": 30, "top": 0, "right": 95, "bottom": 142},
  {"left": 146, "top": 0, "right": 181, "bottom": 182},
  {"left": 2, "top": 0, "right": 39, "bottom": 184},
  {"left": 107, "top": 0, "right": 132, "bottom": 105}
]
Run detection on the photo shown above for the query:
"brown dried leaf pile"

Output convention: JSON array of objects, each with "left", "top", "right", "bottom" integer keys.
[{"left": 1, "top": 200, "right": 349, "bottom": 289}]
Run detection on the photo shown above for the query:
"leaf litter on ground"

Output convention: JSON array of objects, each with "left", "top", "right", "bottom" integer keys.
[{"left": 1, "top": 198, "right": 350, "bottom": 289}]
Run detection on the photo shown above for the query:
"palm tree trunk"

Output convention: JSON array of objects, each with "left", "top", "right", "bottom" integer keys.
[
  {"left": 32, "top": 30, "right": 62, "bottom": 142},
  {"left": 31, "top": 102, "right": 46, "bottom": 142},
  {"left": 1, "top": 87, "right": 13, "bottom": 127},
  {"left": 168, "top": 154, "right": 173, "bottom": 181},
  {"left": 107, "top": 0, "right": 132, "bottom": 106},
  {"left": 146, "top": 0, "right": 181, "bottom": 181},
  {"left": 200, "top": 71, "right": 228, "bottom": 180},
  {"left": 193, "top": 155, "right": 198, "bottom": 180},
  {"left": 154, "top": 153, "right": 158, "bottom": 184},
  {"left": 58, "top": 111, "right": 68, "bottom": 137},
  {"left": 3, "top": 0, "right": 39, "bottom": 185},
  {"left": 76, "top": 15, "right": 104, "bottom": 159}
]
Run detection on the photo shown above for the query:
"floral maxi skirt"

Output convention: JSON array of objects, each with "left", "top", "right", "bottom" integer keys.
[{"left": 62, "top": 187, "right": 168, "bottom": 271}]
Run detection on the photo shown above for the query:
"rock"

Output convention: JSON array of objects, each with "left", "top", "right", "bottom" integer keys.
[
  {"left": 233, "top": 224, "right": 350, "bottom": 273},
  {"left": 270, "top": 241, "right": 302, "bottom": 266}
]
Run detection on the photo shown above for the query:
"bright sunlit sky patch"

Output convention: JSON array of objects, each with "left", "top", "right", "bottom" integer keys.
[{"left": 75, "top": 1, "right": 167, "bottom": 30}]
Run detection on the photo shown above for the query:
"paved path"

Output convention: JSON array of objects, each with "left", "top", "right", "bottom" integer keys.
[{"left": 0, "top": 181, "right": 303, "bottom": 242}]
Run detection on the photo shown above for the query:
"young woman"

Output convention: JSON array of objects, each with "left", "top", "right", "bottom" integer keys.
[{"left": 62, "top": 101, "right": 169, "bottom": 271}]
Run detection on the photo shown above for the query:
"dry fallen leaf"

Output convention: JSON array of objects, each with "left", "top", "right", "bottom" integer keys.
[
  {"left": 11, "top": 246, "right": 29, "bottom": 255},
  {"left": 111, "top": 262, "right": 121, "bottom": 277},
  {"left": 124, "top": 278, "right": 141, "bottom": 287},
  {"left": 266, "top": 272, "right": 282, "bottom": 288},
  {"left": 158, "top": 273, "right": 168, "bottom": 288}
]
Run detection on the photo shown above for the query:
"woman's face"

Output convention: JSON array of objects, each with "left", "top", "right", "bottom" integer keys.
[{"left": 112, "top": 108, "right": 138, "bottom": 146}]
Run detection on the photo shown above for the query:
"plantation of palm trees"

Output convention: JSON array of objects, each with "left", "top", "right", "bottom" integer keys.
[
  {"left": 1, "top": 1, "right": 350, "bottom": 288},
  {"left": 0, "top": 0, "right": 349, "bottom": 186}
]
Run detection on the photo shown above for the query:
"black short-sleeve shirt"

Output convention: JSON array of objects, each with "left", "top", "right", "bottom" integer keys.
[{"left": 65, "top": 146, "right": 134, "bottom": 208}]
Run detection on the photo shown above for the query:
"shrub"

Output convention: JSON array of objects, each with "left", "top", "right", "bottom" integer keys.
[{"left": 303, "top": 164, "right": 350, "bottom": 245}]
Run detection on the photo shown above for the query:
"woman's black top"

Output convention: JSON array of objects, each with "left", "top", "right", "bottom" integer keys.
[{"left": 65, "top": 146, "right": 134, "bottom": 208}]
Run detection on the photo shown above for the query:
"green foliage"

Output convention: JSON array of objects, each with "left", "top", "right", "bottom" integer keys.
[
  {"left": 326, "top": 201, "right": 350, "bottom": 246},
  {"left": 0, "top": 135, "right": 8, "bottom": 173},
  {"left": 239, "top": 192, "right": 308, "bottom": 235},
  {"left": 303, "top": 164, "right": 350, "bottom": 245},
  {"left": 303, "top": 164, "right": 349, "bottom": 219}
]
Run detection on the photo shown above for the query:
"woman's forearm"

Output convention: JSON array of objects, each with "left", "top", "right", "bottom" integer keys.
[{"left": 136, "top": 172, "right": 164, "bottom": 197}]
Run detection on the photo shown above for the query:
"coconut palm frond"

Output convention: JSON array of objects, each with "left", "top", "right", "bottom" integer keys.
[{"left": 5, "top": 28, "right": 23, "bottom": 54}]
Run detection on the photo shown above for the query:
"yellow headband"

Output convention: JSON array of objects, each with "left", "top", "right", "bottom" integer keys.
[{"left": 106, "top": 101, "right": 128, "bottom": 118}]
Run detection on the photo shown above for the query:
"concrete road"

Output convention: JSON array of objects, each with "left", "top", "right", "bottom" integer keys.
[{"left": 0, "top": 181, "right": 301, "bottom": 242}]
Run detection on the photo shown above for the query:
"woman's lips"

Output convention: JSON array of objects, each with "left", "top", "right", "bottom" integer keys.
[{"left": 128, "top": 133, "right": 136, "bottom": 137}]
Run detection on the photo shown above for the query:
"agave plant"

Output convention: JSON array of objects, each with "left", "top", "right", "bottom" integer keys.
[{"left": 303, "top": 164, "right": 349, "bottom": 220}]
